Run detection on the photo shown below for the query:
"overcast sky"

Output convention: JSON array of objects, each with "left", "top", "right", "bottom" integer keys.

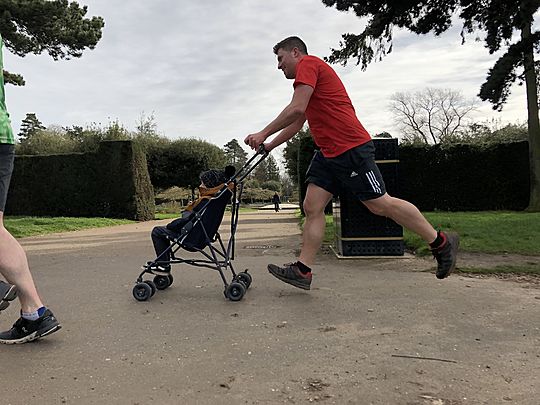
[{"left": 3, "top": 0, "right": 529, "bottom": 158}]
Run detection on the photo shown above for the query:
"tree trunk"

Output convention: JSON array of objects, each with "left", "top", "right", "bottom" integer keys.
[{"left": 522, "top": 22, "right": 540, "bottom": 211}]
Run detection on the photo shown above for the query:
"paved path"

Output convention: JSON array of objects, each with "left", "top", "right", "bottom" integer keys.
[{"left": 1, "top": 211, "right": 539, "bottom": 404}]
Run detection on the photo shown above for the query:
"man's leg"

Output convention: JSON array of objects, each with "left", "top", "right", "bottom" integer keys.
[
  {"left": 362, "top": 193, "right": 459, "bottom": 278},
  {"left": 267, "top": 184, "right": 332, "bottom": 290},
  {"left": 0, "top": 212, "right": 43, "bottom": 313},
  {"left": 298, "top": 183, "right": 333, "bottom": 266},
  {"left": 362, "top": 193, "right": 436, "bottom": 243},
  {"left": 0, "top": 212, "right": 61, "bottom": 344}
]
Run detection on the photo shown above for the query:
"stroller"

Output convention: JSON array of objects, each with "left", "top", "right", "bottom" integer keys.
[{"left": 133, "top": 145, "right": 268, "bottom": 302}]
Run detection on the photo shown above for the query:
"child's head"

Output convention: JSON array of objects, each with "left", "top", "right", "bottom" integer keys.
[{"left": 199, "top": 165, "right": 236, "bottom": 188}]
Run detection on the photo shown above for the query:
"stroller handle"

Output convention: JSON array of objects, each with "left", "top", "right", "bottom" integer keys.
[{"left": 257, "top": 144, "right": 269, "bottom": 157}]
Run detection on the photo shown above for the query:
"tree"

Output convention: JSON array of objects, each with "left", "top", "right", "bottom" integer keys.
[
  {"left": 16, "top": 125, "right": 77, "bottom": 155},
  {"left": 253, "top": 154, "right": 280, "bottom": 183},
  {"left": 147, "top": 139, "right": 226, "bottom": 192},
  {"left": 390, "top": 87, "right": 476, "bottom": 144},
  {"left": 322, "top": 0, "right": 540, "bottom": 211},
  {"left": 374, "top": 131, "right": 393, "bottom": 138},
  {"left": 282, "top": 127, "right": 312, "bottom": 185},
  {"left": 459, "top": 121, "right": 528, "bottom": 145},
  {"left": 0, "top": 0, "right": 104, "bottom": 85},
  {"left": 223, "top": 139, "right": 248, "bottom": 169},
  {"left": 18, "top": 112, "right": 45, "bottom": 141}
]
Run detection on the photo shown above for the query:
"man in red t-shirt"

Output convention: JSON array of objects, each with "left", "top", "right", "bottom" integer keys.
[{"left": 244, "top": 36, "right": 458, "bottom": 290}]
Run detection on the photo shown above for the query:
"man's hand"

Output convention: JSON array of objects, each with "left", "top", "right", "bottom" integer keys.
[{"left": 244, "top": 131, "right": 267, "bottom": 150}]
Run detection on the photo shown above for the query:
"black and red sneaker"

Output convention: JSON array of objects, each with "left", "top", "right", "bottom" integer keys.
[
  {"left": 267, "top": 262, "right": 312, "bottom": 290},
  {"left": 431, "top": 232, "right": 459, "bottom": 279}
]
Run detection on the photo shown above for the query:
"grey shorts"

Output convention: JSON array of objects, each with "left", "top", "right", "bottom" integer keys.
[
  {"left": 305, "top": 141, "right": 386, "bottom": 201},
  {"left": 0, "top": 143, "right": 15, "bottom": 212}
]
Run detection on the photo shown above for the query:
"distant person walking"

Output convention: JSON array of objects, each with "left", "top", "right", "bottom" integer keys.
[
  {"left": 0, "top": 34, "right": 61, "bottom": 344},
  {"left": 244, "top": 36, "right": 459, "bottom": 290},
  {"left": 272, "top": 192, "right": 281, "bottom": 212}
]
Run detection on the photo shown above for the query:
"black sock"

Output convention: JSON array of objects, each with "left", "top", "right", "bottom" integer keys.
[
  {"left": 429, "top": 231, "right": 445, "bottom": 249},
  {"left": 295, "top": 261, "right": 311, "bottom": 274}
]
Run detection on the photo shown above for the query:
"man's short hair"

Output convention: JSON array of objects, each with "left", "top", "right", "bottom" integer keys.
[{"left": 273, "top": 36, "right": 308, "bottom": 55}]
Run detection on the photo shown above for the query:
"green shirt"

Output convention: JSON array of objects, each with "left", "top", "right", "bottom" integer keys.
[{"left": 0, "top": 34, "right": 15, "bottom": 145}]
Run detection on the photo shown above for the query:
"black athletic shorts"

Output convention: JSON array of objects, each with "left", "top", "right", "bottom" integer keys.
[
  {"left": 305, "top": 141, "right": 386, "bottom": 201},
  {"left": 0, "top": 143, "right": 15, "bottom": 212}
]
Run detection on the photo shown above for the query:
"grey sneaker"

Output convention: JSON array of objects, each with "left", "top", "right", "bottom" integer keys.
[
  {"left": 0, "top": 308, "right": 61, "bottom": 344},
  {"left": 0, "top": 281, "right": 17, "bottom": 312},
  {"left": 268, "top": 262, "right": 312, "bottom": 290},
  {"left": 432, "top": 232, "right": 459, "bottom": 279}
]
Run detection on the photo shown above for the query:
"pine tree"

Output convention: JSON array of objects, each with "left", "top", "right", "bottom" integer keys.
[
  {"left": 0, "top": 0, "right": 104, "bottom": 86},
  {"left": 18, "top": 112, "right": 45, "bottom": 141},
  {"left": 223, "top": 139, "right": 248, "bottom": 169}
]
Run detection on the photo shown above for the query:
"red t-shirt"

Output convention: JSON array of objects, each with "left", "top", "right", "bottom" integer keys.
[{"left": 294, "top": 55, "right": 371, "bottom": 157}]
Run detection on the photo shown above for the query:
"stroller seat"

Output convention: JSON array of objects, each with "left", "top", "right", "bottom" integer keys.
[{"left": 175, "top": 186, "right": 232, "bottom": 252}]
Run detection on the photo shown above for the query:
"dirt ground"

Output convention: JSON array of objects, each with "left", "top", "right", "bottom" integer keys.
[{"left": 1, "top": 211, "right": 539, "bottom": 405}]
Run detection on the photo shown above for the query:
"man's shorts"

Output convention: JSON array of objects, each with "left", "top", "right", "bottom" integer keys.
[
  {"left": 0, "top": 143, "right": 15, "bottom": 212},
  {"left": 305, "top": 141, "right": 386, "bottom": 201}
]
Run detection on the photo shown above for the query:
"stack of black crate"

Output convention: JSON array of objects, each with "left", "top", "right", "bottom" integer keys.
[{"left": 333, "top": 138, "right": 404, "bottom": 256}]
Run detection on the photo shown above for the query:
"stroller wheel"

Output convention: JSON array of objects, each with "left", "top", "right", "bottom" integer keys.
[
  {"left": 133, "top": 283, "right": 153, "bottom": 301},
  {"left": 236, "top": 271, "right": 252, "bottom": 289},
  {"left": 144, "top": 280, "right": 157, "bottom": 297},
  {"left": 154, "top": 274, "right": 173, "bottom": 290},
  {"left": 225, "top": 282, "right": 246, "bottom": 302}
]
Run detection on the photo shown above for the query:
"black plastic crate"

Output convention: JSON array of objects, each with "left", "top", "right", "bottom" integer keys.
[
  {"left": 373, "top": 138, "right": 399, "bottom": 160},
  {"left": 336, "top": 239, "right": 404, "bottom": 256}
]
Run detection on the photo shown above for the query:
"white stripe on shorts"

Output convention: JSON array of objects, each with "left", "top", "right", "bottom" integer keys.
[{"left": 366, "top": 170, "right": 382, "bottom": 194}]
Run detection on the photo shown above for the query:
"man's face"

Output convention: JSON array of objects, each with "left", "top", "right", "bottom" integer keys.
[{"left": 276, "top": 48, "right": 298, "bottom": 79}]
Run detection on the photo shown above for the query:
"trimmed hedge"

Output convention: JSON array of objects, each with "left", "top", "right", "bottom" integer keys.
[
  {"left": 6, "top": 141, "right": 155, "bottom": 220},
  {"left": 399, "top": 141, "right": 529, "bottom": 211},
  {"left": 295, "top": 139, "right": 529, "bottom": 212}
]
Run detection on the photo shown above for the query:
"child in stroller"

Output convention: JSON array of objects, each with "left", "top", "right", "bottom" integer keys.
[
  {"left": 133, "top": 146, "right": 268, "bottom": 302},
  {"left": 150, "top": 165, "right": 236, "bottom": 275}
]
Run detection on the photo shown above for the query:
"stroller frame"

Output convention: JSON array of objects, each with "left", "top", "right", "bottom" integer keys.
[{"left": 133, "top": 146, "right": 268, "bottom": 302}]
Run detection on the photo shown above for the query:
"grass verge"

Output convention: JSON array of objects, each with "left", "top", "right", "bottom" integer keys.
[
  {"left": 320, "top": 211, "right": 540, "bottom": 275},
  {"left": 5, "top": 216, "right": 133, "bottom": 238}
]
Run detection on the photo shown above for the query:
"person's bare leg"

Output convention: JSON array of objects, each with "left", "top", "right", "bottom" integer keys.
[
  {"left": 0, "top": 212, "right": 43, "bottom": 313},
  {"left": 362, "top": 193, "right": 437, "bottom": 243},
  {"left": 298, "top": 184, "right": 333, "bottom": 266}
]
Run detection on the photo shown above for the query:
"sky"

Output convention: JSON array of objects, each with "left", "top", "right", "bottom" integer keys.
[{"left": 3, "top": 0, "right": 530, "bottom": 160}]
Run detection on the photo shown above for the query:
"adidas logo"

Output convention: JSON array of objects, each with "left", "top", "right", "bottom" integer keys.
[{"left": 350, "top": 171, "right": 358, "bottom": 177}]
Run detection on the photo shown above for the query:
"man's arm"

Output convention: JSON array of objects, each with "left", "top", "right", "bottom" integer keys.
[
  {"left": 244, "top": 84, "right": 313, "bottom": 149},
  {"left": 265, "top": 115, "right": 306, "bottom": 151}
]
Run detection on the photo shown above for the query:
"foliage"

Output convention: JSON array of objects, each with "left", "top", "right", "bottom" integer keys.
[
  {"left": 253, "top": 154, "right": 280, "bottom": 183},
  {"left": 223, "top": 139, "right": 248, "bottom": 169},
  {"left": 374, "top": 131, "right": 393, "bottom": 138},
  {"left": 18, "top": 112, "right": 45, "bottom": 141},
  {"left": 260, "top": 180, "right": 281, "bottom": 192},
  {"left": 147, "top": 138, "right": 226, "bottom": 191},
  {"left": 390, "top": 88, "right": 476, "bottom": 144},
  {"left": 454, "top": 121, "right": 528, "bottom": 145},
  {"left": 282, "top": 127, "right": 312, "bottom": 185},
  {"left": 17, "top": 125, "right": 78, "bottom": 155},
  {"left": 0, "top": 0, "right": 104, "bottom": 85}
]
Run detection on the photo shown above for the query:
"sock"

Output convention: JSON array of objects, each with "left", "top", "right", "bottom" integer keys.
[
  {"left": 22, "top": 306, "right": 46, "bottom": 321},
  {"left": 429, "top": 231, "right": 446, "bottom": 250},
  {"left": 295, "top": 261, "right": 312, "bottom": 274}
]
